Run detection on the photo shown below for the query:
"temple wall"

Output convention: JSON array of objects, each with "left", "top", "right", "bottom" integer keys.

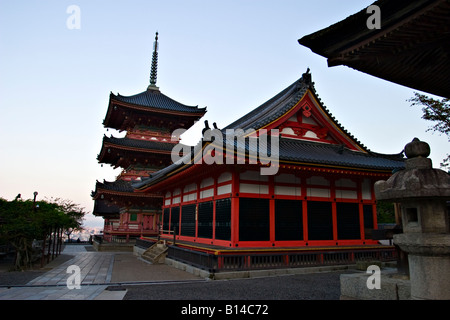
[{"left": 159, "top": 168, "right": 380, "bottom": 248}]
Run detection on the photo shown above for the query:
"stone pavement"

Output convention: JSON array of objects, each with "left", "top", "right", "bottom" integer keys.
[
  {"left": 0, "top": 244, "right": 201, "bottom": 300},
  {"left": 0, "top": 245, "right": 116, "bottom": 300}
]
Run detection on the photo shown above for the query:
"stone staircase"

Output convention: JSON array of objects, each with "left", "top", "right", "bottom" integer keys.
[{"left": 141, "top": 241, "right": 168, "bottom": 264}]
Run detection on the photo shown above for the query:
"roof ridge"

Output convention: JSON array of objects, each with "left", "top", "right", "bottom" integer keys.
[{"left": 224, "top": 74, "right": 310, "bottom": 130}]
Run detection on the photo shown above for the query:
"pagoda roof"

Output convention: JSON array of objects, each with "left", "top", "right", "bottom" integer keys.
[
  {"left": 298, "top": 0, "right": 450, "bottom": 98},
  {"left": 101, "top": 135, "right": 175, "bottom": 152},
  {"left": 93, "top": 179, "right": 135, "bottom": 193},
  {"left": 92, "top": 179, "right": 162, "bottom": 208},
  {"left": 104, "top": 90, "right": 206, "bottom": 132},
  {"left": 111, "top": 89, "right": 206, "bottom": 114},
  {"left": 92, "top": 199, "right": 120, "bottom": 217},
  {"left": 97, "top": 135, "right": 176, "bottom": 168}
]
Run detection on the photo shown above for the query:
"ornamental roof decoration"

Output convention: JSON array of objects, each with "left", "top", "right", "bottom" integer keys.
[{"left": 148, "top": 32, "right": 159, "bottom": 91}]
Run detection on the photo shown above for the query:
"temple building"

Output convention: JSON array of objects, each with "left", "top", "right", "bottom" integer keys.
[
  {"left": 92, "top": 33, "right": 206, "bottom": 243},
  {"left": 133, "top": 69, "right": 405, "bottom": 250}
]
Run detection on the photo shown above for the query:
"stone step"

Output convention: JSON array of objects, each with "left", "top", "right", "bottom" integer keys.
[{"left": 141, "top": 242, "right": 168, "bottom": 264}]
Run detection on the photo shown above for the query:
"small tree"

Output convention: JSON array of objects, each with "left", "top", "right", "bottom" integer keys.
[
  {"left": 0, "top": 197, "right": 86, "bottom": 270},
  {"left": 376, "top": 200, "right": 396, "bottom": 224},
  {"left": 409, "top": 92, "right": 450, "bottom": 169},
  {"left": 46, "top": 197, "right": 85, "bottom": 242}
]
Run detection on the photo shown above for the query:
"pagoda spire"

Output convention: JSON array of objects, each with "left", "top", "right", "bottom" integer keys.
[{"left": 148, "top": 31, "right": 159, "bottom": 91}]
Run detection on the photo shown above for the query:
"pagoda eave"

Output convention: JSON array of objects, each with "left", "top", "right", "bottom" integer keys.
[
  {"left": 103, "top": 99, "right": 206, "bottom": 131},
  {"left": 92, "top": 189, "right": 162, "bottom": 208}
]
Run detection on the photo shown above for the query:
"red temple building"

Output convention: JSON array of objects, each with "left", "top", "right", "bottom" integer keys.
[
  {"left": 132, "top": 69, "right": 405, "bottom": 268},
  {"left": 92, "top": 33, "right": 206, "bottom": 244}
]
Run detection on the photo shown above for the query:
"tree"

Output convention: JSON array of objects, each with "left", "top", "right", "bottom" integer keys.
[
  {"left": 45, "top": 197, "right": 86, "bottom": 242},
  {"left": 376, "top": 200, "right": 396, "bottom": 223},
  {"left": 409, "top": 92, "right": 450, "bottom": 169},
  {"left": 0, "top": 197, "right": 86, "bottom": 270}
]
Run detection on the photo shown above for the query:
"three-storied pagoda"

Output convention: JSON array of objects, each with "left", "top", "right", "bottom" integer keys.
[
  {"left": 133, "top": 70, "right": 405, "bottom": 249},
  {"left": 92, "top": 33, "right": 206, "bottom": 243}
]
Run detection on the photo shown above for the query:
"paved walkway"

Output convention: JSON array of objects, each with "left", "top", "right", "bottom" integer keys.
[
  {"left": 0, "top": 246, "right": 117, "bottom": 300},
  {"left": 0, "top": 245, "right": 202, "bottom": 300}
]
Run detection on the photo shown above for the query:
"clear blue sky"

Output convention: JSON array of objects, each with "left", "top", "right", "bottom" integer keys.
[{"left": 1, "top": 1, "right": 448, "bottom": 228}]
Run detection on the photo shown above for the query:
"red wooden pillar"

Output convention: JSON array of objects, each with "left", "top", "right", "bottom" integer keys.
[
  {"left": 168, "top": 207, "right": 172, "bottom": 234},
  {"left": 359, "top": 203, "right": 365, "bottom": 241},
  {"left": 330, "top": 177, "right": 338, "bottom": 244},
  {"left": 372, "top": 181, "right": 379, "bottom": 230},
  {"left": 332, "top": 202, "right": 338, "bottom": 243},
  {"left": 212, "top": 200, "right": 216, "bottom": 242},
  {"left": 302, "top": 200, "right": 308, "bottom": 242},
  {"left": 269, "top": 175, "right": 275, "bottom": 244},
  {"left": 269, "top": 199, "right": 275, "bottom": 244},
  {"left": 302, "top": 174, "right": 309, "bottom": 242},
  {"left": 179, "top": 188, "right": 184, "bottom": 239},
  {"left": 357, "top": 179, "right": 366, "bottom": 241},
  {"left": 231, "top": 197, "right": 239, "bottom": 247},
  {"left": 231, "top": 171, "right": 240, "bottom": 247},
  {"left": 178, "top": 204, "right": 182, "bottom": 238}
]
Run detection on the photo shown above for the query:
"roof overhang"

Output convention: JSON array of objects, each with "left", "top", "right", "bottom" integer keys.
[{"left": 298, "top": 0, "right": 450, "bottom": 98}]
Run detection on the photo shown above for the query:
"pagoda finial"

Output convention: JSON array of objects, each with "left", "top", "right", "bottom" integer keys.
[{"left": 148, "top": 31, "right": 159, "bottom": 91}]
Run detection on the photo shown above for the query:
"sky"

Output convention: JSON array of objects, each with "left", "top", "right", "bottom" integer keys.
[{"left": 1, "top": 1, "right": 448, "bottom": 228}]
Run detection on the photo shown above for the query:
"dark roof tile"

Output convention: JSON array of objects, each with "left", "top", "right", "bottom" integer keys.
[
  {"left": 102, "top": 135, "right": 176, "bottom": 152},
  {"left": 111, "top": 90, "right": 206, "bottom": 114}
]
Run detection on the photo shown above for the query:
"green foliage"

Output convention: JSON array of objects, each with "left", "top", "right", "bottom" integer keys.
[
  {"left": 409, "top": 92, "right": 450, "bottom": 169},
  {"left": 376, "top": 200, "right": 396, "bottom": 223},
  {"left": 0, "top": 197, "right": 86, "bottom": 270}
]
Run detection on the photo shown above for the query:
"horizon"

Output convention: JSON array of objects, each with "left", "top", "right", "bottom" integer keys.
[{"left": 1, "top": 1, "right": 448, "bottom": 229}]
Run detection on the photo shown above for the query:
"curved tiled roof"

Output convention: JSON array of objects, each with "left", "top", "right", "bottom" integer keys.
[
  {"left": 132, "top": 135, "right": 405, "bottom": 191},
  {"left": 132, "top": 71, "right": 406, "bottom": 191},
  {"left": 102, "top": 135, "right": 175, "bottom": 152},
  {"left": 94, "top": 180, "right": 135, "bottom": 193},
  {"left": 224, "top": 79, "right": 306, "bottom": 131},
  {"left": 111, "top": 89, "right": 206, "bottom": 114},
  {"left": 223, "top": 72, "right": 369, "bottom": 151},
  {"left": 277, "top": 138, "right": 404, "bottom": 170},
  {"left": 92, "top": 199, "right": 120, "bottom": 217},
  {"left": 92, "top": 179, "right": 161, "bottom": 197}
]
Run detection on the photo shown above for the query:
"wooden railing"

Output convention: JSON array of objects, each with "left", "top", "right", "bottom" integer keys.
[{"left": 166, "top": 246, "right": 397, "bottom": 273}]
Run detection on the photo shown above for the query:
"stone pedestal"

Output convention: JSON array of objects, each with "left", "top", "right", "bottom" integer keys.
[
  {"left": 375, "top": 138, "right": 450, "bottom": 300},
  {"left": 394, "top": 233, "right": 450, "bottom": 299}
]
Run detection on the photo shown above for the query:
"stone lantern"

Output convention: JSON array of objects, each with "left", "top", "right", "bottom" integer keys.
[{"left": 374, "top": 138, "right": 450, "bottom": 300}]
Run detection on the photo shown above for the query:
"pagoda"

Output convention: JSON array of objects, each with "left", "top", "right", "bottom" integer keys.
[
  {"left": 92, "top": 32, "right": 207, "bottom": 243},
  {"left": 133, "top": 69, "right": 405, "bottom": 250}
]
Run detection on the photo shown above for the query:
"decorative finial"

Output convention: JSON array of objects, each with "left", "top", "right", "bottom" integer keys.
[
  {"left": 404, "top": 138, "right": 430, "bottom": 159},
  {"left": 404, "top": 138, "right": 432, "bottom": 170},
  {"left": 148, "top": 31, "right": 159, "bottom": 91},
  {"left": 302, "top": 67, "right": 312, "bottom": 85}
]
